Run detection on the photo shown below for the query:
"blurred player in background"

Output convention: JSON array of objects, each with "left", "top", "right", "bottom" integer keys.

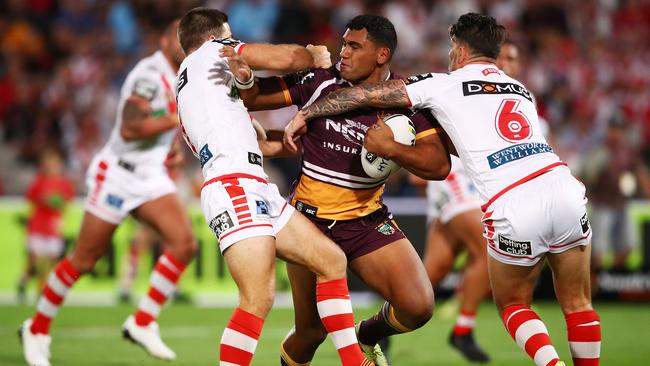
[
  {"left": 286, "top": 12, "right": 602, "bottom": 366},
  {"left": 17, "top": 149, "right": 75, "bottom": 304},
  {"left": 234, "top": 14, "right": 450, "bottom": 366},
  {"left": 20, "top": 19, "right": 197, "bottom": 366},
  {"left": 176, "top": 7, "right": 373, "bottom": 366},
  {"left": 117, "top": 140, "right": 190, "bottom": 303},
  {"left": 413, "top": 156, "right": 490, "bottom": 363}
]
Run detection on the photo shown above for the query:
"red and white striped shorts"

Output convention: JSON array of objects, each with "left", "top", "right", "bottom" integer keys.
[{"left": 200, "top": 174, "right": 294, "bottom": 253}]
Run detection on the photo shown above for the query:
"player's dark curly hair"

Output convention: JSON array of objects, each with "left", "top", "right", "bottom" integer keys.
[
  {"left": 449, "top": 13, "right": 506, "bottom": 59},
  {"left": 178, "top": 7, "right": 229, "bottom": 54},
  {"left": 346, "top": 15, "right": 397, "bottom": 60}
]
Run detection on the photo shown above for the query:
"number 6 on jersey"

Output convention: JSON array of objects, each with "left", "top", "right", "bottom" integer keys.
[{"left": 495, "top": 98, "right": 531, "bottom": 142}]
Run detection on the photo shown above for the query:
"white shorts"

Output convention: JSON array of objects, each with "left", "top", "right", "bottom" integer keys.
[
  {"left": 200, "top": 174, "right": 295, "bottom": 253},
  {"left": 27, "top": 234, "right": 65, "bottom": 258},
  {"left": 482, "top": 166, "right": 592, "bottom": 266},
  {"left": 84, "top": 155, "right": 176, "bottom": 224},
  {"left": 427, "top": 170, "right": 481, "bottom": 224}
]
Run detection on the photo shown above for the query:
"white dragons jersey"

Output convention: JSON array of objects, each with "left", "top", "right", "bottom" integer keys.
[
  {"left": 404, "top": 64, "right": 561, "bottom": 210},
  {"left": 176, "top": 39, "right": 266, "bottom": 181},
  {"left": 101, "top": 50, "right": 177, "bottom": 175}
]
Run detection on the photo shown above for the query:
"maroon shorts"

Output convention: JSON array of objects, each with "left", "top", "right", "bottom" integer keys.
[{"left": 307, "top": 205, "right": 406, "bottom": 261}]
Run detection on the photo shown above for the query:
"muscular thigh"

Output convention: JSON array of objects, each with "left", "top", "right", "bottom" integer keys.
[
  {"left": 350, "top": 238, "right": 432, "bottom": 307},
  {"left": 488, "top": 254, "right": 544, "bottom": 312},
  {"left": 133, "top": 193, "right": 194, "bottom": 245},
  {"left": 547, "top": 243, "right": 593, "bottom": 314},
  {"left": 446, "top": 209, "right": 486, "bottom": 259},
  {"left": 275, "top": 211, "right": 345, "bottom": 279},
  {"left": 224, "top": 235, "right": 276, "bottom": 300},
  {"left": 69, "top": 211, "right": 118, "bottom": 269}
]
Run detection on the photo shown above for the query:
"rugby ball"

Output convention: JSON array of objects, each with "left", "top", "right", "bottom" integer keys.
[{"left": 361, "top": 114, "right": 416, "bottom": 179}]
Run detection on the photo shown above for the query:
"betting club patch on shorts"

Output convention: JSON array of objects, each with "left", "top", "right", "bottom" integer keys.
[
  {"left": 209, "top": 211, "right": 235, "bottom": 238},
  {"left": 376, "top": 221, "right": 396, "bottom": 236},
  {"left": 580, "top": 213, "right": 590, "bottom": 234},
  {"left": 498, "top": 235, "right": 532, "bottom": 256}
]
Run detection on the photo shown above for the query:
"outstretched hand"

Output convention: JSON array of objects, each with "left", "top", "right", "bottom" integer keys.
[
  {"left": 283, "top": 112, "right": 308, "bottom": 154},
  {"left": 219, "top": 46, "right": 251, "bottom": 83}
]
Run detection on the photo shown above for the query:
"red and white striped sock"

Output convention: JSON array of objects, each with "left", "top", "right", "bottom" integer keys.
[
  {"left": 566, "top": 310, "right": 601, "bottom": 366},
  {"left": 134, "top": 251, "right": 186, "bottom": 326},
  {"left": 316, "top": 278, "right": 372, "bottom": 366},
  {"left": 219, "top": 307, "right": 264, "bottom": 365},
  {"left": 502, "top": 304, "right": 561, "bottom": 366},
  {"left": 30, "top": 258, "right": 80, "bottom": 334},
  {"left": 452, "top": 310, "right": 476, "bottom": 336}
]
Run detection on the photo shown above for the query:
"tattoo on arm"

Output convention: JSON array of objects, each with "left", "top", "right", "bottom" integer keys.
[
  {"left": 122, "top": 98, "right": 150, "bottom": 127},
  {"left": 301, "top": 80, "right": 410, "bottom": 119}
]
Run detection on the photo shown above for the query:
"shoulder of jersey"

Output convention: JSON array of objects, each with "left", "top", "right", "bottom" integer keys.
[
  {"left": 285, "top": 66, "right": 337, "bottom": 87},
  {"left": 402, "top": 72, "right": 449, "bottom": 86}
]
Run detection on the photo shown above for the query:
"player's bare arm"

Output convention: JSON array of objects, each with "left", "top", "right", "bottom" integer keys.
[
  {"left": 283, "top": 79, "right": 410, "bottom": 152},
  {"left": 364, "top": 118, "right": 450, "bottom": 180},
  {"left": 222, "top": 46, "right": 330, "bottom": 111},
  {"left": 303, "top": 79, "right": 410, "bottom": 120},
  {"left": 250, "top": 117, "right": 297, "bottom": 157},
  {"left": 120, "top": 95, "right": 178, "bottom": 141},
  {"left": 258, "top": 130, "right": 299, "bottom": 158},
  {"left": 239, "top": 43, "right": 330, "bottom": 72},
  {"left": 164, "top": 139, "right": 184, "bottom": 170},
  {"left": 220, "top": 46, "right": 288, "bottom": 110}
]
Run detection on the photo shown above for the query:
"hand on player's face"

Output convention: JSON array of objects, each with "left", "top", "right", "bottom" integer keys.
[
  {"left": 283, "top": 112, "right": 308, "bottom": 154},
  {"left": 364, "top": 118, "right": 395, "bottom": 157},
  {"left": 219, "top": 46, "right": 251, "bottom": 82}
]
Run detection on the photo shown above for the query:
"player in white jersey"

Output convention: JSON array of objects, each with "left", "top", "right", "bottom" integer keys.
[
  {"left": 285, "top": 12, "right": 602, "bottom": 366},
  {"left": 416, "top": 40, "right": 539, "bottom": 363},
  {"left": 175, "top": 8, "right": 374, "bottom": 366},
  {"left": 20, "top": 20, "right": 197, "bottom": 366}
]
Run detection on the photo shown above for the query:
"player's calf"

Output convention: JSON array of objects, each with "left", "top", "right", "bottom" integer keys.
[
  {"left": 502, "top": 304, "right": 563, "bottom": 366},
  {"left": 565, "top": 310, "right": 601, "bottom": 366}
]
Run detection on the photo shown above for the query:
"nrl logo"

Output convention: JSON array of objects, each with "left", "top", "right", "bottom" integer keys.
[{"left": 325, "top": 118, "right": 369, "bottom": 146}]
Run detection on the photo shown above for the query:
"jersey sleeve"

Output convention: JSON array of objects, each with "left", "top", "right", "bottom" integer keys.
[
  {"left": 130, "top": 69, "right": 161, "bottom": 102},
  {"left": 409, "top": 109, "right": 442, "bottom": 141},
  {"left": 280, "top": 68, "right": 333, "bottom": 108},
  {"left": 402, "top": 73, "right": 439, "bottom": 110}
]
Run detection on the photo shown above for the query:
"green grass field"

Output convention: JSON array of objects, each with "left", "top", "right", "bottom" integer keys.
[{"left": 1, "top": 302, "right": 648, "bottom": 365}]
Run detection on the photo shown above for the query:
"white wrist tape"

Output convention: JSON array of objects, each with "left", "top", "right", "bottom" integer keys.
[{"left": 234, "top": 71, "right": 255, "bottom": 90}]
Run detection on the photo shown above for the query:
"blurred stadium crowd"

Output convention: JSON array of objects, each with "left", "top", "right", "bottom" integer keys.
[{"left": 1, "top": 0, "right": 649, "bottom": 206}]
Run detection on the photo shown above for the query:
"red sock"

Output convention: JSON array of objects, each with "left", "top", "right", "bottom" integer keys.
[
  {"left": 566, "top": 310, "right": 601, "bottom": 366},
  {"left": 502, "top": 305, "right": 560, "bottom": 366},
  {"left": 134, "top": 251, "right": 186, "bottom": 326},
  {"left": 453, "top": 310, "right": 476, "bottom": 336},
  {"left": 31, "top": 258, "right": 80, "bottom": 334},
  {"left": 316, "top": 278, "right": 373, "bottom": 366},
  {"left": 219, "top": 308, "right": 264, "bottom": 366}
]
